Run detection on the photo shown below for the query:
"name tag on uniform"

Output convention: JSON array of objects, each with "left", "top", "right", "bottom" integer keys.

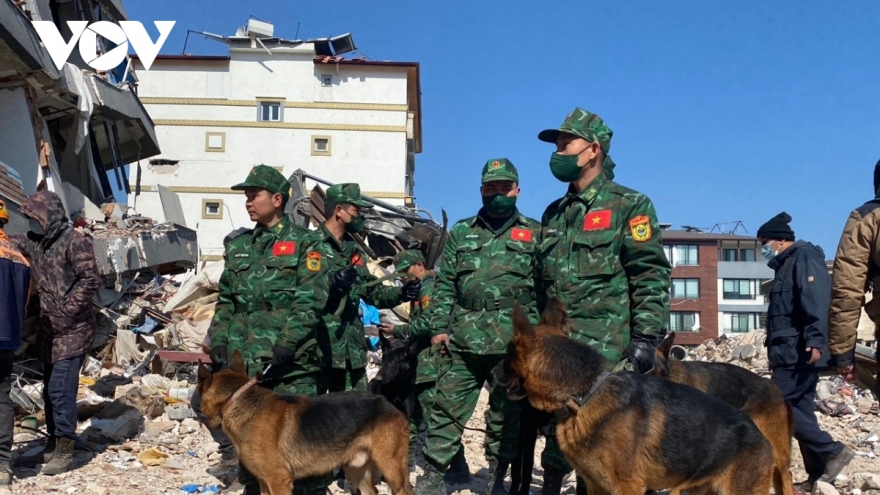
[
  {"left": 234, "top": 253, "right": 250, "bottom": 258},
  {"left": 545, "top": 229, "right": 558, "bottom": 237},
  {"left": 465, "top": 234, "right": 480, "bottom": 239}
]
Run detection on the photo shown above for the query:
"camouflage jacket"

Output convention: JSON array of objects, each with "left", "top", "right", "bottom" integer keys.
[
  {"left": 536, "top": 173, "right": 671, "bottom": 363},
  {"left": 313, "top": 225, "right": 404, "bottom": 370},
  {"left": 392, "top": 273, "right": 440, "bottom": 384},
  {"left": 428, "top": 209, "right": 540, "bottom": 354},
  {"left": 211, "top": 217, "right": 327, "bottom": 379},
  {"left": 12, "top": 190, "right": 100, "bottom": 363}
]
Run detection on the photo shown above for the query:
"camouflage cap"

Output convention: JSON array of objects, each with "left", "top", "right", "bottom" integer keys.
[
  {"left": 538, "top": 107, "right": 613, "bottom": 154},
  {"left": 393, "top": 249, "right": 425, "bottom": 272},
  {"left": 326, "top": 183, "right": 372, "bottom": 208},
  {"left": 231, "top": 164, "right": 291, "bottom": 200},
  {"left": 481, "top": 158, "right": 519, "bottom": 184}
]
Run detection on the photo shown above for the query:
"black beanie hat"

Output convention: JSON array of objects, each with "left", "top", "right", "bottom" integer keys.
[
  {"left": 757, "top": 212, "right": 795, "bottom": 241},
  {"left": 874, "top": 159, "right": 880, "bottom": 193}
]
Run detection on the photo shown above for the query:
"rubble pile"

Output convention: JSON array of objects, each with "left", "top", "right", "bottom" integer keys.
[{"left": 686, "top": 333, "right": 880, "bottom": 492}]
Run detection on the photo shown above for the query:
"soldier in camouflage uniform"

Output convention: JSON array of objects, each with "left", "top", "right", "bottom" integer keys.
[
  {"left": 377, "top": 250, "right": 470, "bottom": 482},
  {"left": 534, "top": 109, "right": 672, "bottom": 495},
  {"left": 207, "top": 165, "right": 332, "bottom": 495},
  {"left": 313, "top": 183, "right": 422, "bottom": 393},
  {"left": 415, "top": 159, "right": 540, "bottom": 495}
]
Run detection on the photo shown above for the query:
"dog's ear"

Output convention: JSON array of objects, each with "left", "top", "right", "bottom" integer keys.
[
  {"left": 512, "top": 302, "right": 536, "bottom": 341},
  {"left": 197, "top": 361, "right": 212, "bottom": 384},
  {"left": 539, "top": 298, "right": 568, "bottom": 330},
  {"left": 229, "top": 349, "right": 245, "bottom": 374},
  {"left": 657, "top": 332, "right": 675, "bottom": 359}
]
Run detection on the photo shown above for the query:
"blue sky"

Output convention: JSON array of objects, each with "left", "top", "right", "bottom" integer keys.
[{"left": 124, "top": 0, "right": 880, "bottom": 257}]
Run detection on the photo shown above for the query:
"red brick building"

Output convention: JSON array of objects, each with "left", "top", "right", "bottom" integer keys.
[{"left": 660, "top": 227, "right": 774, "bottom": 346}]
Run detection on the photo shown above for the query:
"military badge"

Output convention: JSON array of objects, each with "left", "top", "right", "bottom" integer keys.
[
  {"left": 629, "top": 215, "right": 652, "bottom": 242},
  {"left": 420, "top": 295, "right": 430, "bottom": 309},
  {"left": 272, "top": 241, "right": 295, "bottom": 256},
  {"left": 491, "top": 160, "right": 501, "bottom": 168},
  {"left": 306, "top": 251, "right": 322, "bottom": 272},
  {"left": 351, "top": 253, "right": 364, "bottom": 266}
]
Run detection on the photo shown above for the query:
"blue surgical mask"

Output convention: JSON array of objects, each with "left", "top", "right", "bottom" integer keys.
[{"left": 761, "top": 243, "right": 777, "bottom": 260}]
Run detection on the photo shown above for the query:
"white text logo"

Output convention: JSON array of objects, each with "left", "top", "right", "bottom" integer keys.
[{"left": 32, "top": 21, "right": 176, "bottom": 71}]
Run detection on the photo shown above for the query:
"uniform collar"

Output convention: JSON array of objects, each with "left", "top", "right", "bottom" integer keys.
[
  {"left": 320, "top": 223, "right": 350, "bottom": 250},
  {"left": 561, "top": 173, "right": 607, "bottom": 207},
  {"left": 254, "top": 216, "right": 290, "bottom": 240},
  {"left": 472, "top": 207, "right": 527, "bottom": 229}
]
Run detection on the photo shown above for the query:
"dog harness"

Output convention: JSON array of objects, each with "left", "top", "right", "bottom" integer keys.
[
  {"left": 556, "top": 371, "right": 611, "bottom": 419},
  {"left": 221, "top": 377, "right": 259, "bottom": 417}
]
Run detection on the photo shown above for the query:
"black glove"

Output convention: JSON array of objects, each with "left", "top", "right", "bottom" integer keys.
[
  {"left": 401, "top": 278, "right": 422, "bottom": 302},
  {"left": 210, "top": 346, "right": 228, "bottom": 372},
  {"left": 271, "top": 345, "right": 297, "bottom": 367},
  {"left": 329, "top": 266, "right": 359, "bottom": 293},
  {"left": 623, "top": 334, "right": 658, "bottom": 374}
]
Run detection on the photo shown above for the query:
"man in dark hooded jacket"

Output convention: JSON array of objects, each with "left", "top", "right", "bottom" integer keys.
[
  {"left": 758, "top": 212, "right": 853, "bottom": 491},
  {"left": 11, "top": 190, "right": 100, "bottom": 476}
]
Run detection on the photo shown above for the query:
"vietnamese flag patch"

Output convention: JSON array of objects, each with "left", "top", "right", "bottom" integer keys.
[
  {"left": 511, "top": 228, "right": 532, "bottom": 242},
  {"left": 583, "top": 210, "right": 612, "bottom": 231},
  {"left": 272, "top": 241, "right": 295, "bottom": 256},
  {"left": 351, "top": 253, "right": 365, "bottom": 266}
]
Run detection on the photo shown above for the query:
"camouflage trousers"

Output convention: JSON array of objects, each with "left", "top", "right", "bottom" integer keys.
[
  {"left": 238, "top": 372, "right": 332, "bottom": 491},
  {"left": 422, "top": 351, "right": 520, "bottom": 467},
  {"left": 411, "top": 382, "right": 465, "bottom": 465},
  {"left": 328, "top": 362, "right": 367, "bottom": 392},
  {"left": 541, "top": 415, "right": 573, "bottom": 471}
]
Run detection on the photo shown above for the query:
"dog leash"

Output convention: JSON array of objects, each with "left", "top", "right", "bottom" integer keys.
[{"left": 430, "top": 342, "right": 489, "bottom": 434}]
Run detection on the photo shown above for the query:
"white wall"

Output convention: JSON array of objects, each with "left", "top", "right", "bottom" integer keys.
[{"left": 130, "top": 46, "right": 414, "bottom": 256}]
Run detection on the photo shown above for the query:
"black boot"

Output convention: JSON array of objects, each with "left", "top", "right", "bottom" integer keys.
[
  {"left": 486, "top": 459, "right": 509, "bottom": 495},
  {"left": 415, "top": 459, "right": 447, "bottom": 495},
  {"left": 444, "top": 447, "right": 471, "bottom": 484},
  {"left": 541, "top": 466, "right": 567, "bottom": 495},
  {"left": 14, "top": 436, "right": 56, "bottom": 466}
]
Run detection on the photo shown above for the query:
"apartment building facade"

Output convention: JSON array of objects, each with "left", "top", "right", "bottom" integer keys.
[
  {"left": 661, "top": 228, "right": 774, "bottom": 345},
  {"left": 129, "top": 22, "right": 422, "bottom": 258}
]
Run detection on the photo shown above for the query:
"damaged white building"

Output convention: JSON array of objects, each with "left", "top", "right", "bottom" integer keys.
[
  {"left": 0, "top": 0, "right": 198, "bottom": 277},
  {"left": 128, "top": 19, "right": 423, "bottom": 259}
]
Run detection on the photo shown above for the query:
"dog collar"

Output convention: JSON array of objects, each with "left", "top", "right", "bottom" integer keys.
[
  {"left": 556, "top": 371, "right": 611, "bottom": 419},
  {"left": 221, "top": 377, "right": 259, "bottom": 417}
]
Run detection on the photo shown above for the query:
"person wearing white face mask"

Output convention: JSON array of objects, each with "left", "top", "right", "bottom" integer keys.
[{"left": 757, "top": 211, "right": 853, "bottom": 492}]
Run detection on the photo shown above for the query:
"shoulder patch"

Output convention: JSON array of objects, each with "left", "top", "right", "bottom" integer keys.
[
  {"left": 420, "top": 295, "right": 430, "bottom": 309},
  {"left": 511, "top": 228, "right": 532, "bottom": 242},
  {"left": 629, "top": 215, "right": 652, "bottom": 242},
  {"left": 351, "top": 253, "right": 364, "bottom": 266},
  {"left": 583, "top": 210, "right": 612, "bottom": 231},
  {"left": 306, "top": 251, "right": 322, "bottom": 272}
]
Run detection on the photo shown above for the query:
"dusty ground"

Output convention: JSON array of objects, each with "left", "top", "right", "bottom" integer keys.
[{"left": 4, "top": 384, "right": 878, "bottom": 495}]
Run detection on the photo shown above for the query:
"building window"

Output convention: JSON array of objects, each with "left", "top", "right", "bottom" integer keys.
[
  {"left": 724, "top": 312, "right": 762, "bottom": 333},
  {"left": 722, "top": 248, "right": 738, "bottom": 261},
  {"left": 671, "top": 278, "right": 700, "bottom": 299},
  {"left": 202, "top": 199, "right": 223, "bottom": 220},
  {"left": 321, "top": 74, "right": 333, "bottom": 87},
  {"left": 741, "top": 249, "right": 756, "bottom": 262},
  {"left": 205, "top": 132, "right": 226, "bottom": 152},
  {"left": 670, "top": 312, "right": 700, "bottom": 332},
  {"left": 311, "top": 135, "right": 332, "bottom": 156},
  {"left": 259, "top": 101, "right": 282, "bottom": 122},
  {"left": 664, "top": 244, "right": 699, "bottom": 266},
  {"left": 722, "top": 279, "right": 758, "bottom": 300}
]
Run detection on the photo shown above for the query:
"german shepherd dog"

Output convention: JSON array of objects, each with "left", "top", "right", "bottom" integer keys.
[
  {"left": 368, "top": 334, "right": 422, "bottom": 421},
  {"left": 196, "top": 351, "right": 414, "bottom": 495},
  {"left": 493, "top": 300, "right": 774, "bottom": 495},
  {"left": 653, "top": 332, "right": 795, "bottom": 495}
]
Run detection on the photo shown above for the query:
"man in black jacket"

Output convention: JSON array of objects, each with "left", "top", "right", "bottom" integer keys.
[{"left": 758, "top": 212, "right": 853, "bottom": 491}]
